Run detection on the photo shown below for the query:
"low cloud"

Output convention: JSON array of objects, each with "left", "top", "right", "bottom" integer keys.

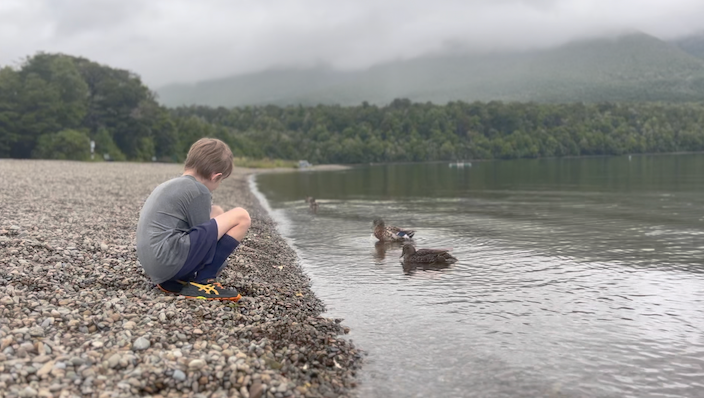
[{"left": 1, "top": 0, "right": 702, "bottom": 86}]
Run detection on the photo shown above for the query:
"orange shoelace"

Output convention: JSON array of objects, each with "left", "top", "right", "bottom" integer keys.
[{"left": 190, "top": 282, "right": 219, "bottom": 295}]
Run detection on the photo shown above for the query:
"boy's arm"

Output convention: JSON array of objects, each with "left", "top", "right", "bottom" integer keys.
[{"left": 186, "top": 193, "right": 213, "bottom": 228}]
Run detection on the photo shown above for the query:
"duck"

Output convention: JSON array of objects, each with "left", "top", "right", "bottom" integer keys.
[
  {"left": 372, "top": 218, "right": 415, "bottom": 242},
  {"left": 308, "top": 197, "right": 319, "bottom": 213},
  {"left": 400, "top": 243, "right": 457, "bottom": 264}
]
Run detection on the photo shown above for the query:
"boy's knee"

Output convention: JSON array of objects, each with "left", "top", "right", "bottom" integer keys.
[{"left": 238, "top": 208, "right": 252, "bottom": 228}]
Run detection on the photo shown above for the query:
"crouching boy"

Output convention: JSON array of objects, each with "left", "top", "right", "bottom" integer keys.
[{"left": 136, "top": 138, "right": 251, "bottom": 300}]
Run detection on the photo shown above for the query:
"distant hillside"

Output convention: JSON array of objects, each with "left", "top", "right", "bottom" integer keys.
[
  {"left": 672, "top": 32, "right": 704, "bottom": 60},
  {"left": 157, "top": 33, "right": 704, "bottom": 107}
]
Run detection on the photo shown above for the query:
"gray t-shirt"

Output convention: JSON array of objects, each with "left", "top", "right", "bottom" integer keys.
[{"left": 136, "top": 175, "right": 211, "bottom": 283}]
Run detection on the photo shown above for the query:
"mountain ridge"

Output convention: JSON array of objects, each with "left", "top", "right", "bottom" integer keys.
[{"left": 157, "top": 32, "right": 704, "bottom": 107}]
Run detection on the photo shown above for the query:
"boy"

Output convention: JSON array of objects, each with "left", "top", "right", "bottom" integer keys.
[{"left": 136, "top": 138, "right": 251, "bottom": 300}]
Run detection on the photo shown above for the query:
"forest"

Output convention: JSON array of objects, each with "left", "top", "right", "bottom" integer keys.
[{"left": 1, "top": 53, "right": 703, "bottom": 164}]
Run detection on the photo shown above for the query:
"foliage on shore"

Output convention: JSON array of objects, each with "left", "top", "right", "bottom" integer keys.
[{"left": 2, "top": 53, "right": 704, "bottom": 164}]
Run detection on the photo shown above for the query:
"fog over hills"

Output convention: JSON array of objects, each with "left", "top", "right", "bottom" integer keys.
[{"left": 156, "top": 32, "right": 704, "bottom": 107}]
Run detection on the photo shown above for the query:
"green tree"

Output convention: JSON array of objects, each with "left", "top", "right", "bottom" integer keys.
[
  {"left": 33, "top": 129, "right": 91, "bottom": 160},
  {"left": 0, "top": 67, "right": 21, "bottom": 157}
]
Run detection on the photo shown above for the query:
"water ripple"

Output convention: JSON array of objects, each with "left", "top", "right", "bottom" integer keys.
[{"left": 253, "top": 156, "right": 704, "bottom": 398}]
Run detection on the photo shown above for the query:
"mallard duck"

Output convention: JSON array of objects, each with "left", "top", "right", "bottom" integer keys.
[
  {"left": 372, "top": 218, "right": 415, "bottom": 242},
  {"left": 400, "top": 244, "right": 457, "bottom": 264},
  {"left": 308, "top": 197, "right": 319, "bottom": 213}
]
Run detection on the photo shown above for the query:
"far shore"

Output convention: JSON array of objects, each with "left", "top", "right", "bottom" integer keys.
[{"left": 247, "top": 164, "right": 352, "bottom": 174}]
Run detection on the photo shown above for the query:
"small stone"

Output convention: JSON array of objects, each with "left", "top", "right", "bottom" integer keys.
[
  {"left": 0, "top": 297, "right": 12, "bottom": 305},
  {"left": 199, "top": 376, "right": 208, "bottom": 385},
  {"left": 123, "top": 321, "right": 136, "bottom": 330},
  {"left": 37, "top": 389, "right": 52, "bottom": 398},
  {"left": 100, "top": 243, "right": 108, "bottom": 251},
  {"left": 41, "top": 317, "right": 55, "bottom": 328},
  {"left": 28, "top": 327, "right": 44, "bottom": 337},
  {"left": 19, "top": 386, "right": 38, "bottom": 398},
  {"left": 188, "top": 359, "right": 206, "bottom": 370},
  {"left": 132, "top": 337, "right": 150, "bottom": 351},
  {"left": 193, "top": 328, "right": 203, "bottom": 335},
  {"left": 37, "top": 360, "right": 55, "bottom": 377},
  {"left": 33, "top": 355, "right": 51, "bottom": 363},
  {"left": 70, "top": 357, "right": 84, "bottom": 366},
  {"left": 249, "top": 382, "right": 264, "bottom": 398},
  {"left": 108, "top": 353, "right": 121, "bottom": 368},
  {"left": 91, "top": 341, "right": 103, "bottom": 348},
  {"left": 172, "top": 369, "right": 186, "bottom": 381}
]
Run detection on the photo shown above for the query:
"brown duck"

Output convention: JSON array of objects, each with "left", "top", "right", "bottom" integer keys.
[
  {"left": 307, "top": 197, "right": 319, "bottom": 213},
  {"left": 400, "top": 243, "right": 457, "bottom": 264},
  {"left": 372, "top": 218, "right": 415, "bottom": 242}
]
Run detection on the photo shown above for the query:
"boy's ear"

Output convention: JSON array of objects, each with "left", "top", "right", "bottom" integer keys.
[{"left": 211, "top": 172, "right": 223, "bottom": 181}]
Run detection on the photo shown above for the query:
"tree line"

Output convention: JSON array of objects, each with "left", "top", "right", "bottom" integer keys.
[{"left": 2, "top": 53, "right": 704, "bottom": 164}]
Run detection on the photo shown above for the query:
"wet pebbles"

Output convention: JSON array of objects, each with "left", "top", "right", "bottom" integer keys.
[{"left": 0, "top": 160, "right": 362, "bottom": 398}]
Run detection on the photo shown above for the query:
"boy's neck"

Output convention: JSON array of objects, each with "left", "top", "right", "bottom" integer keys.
[
  {"left": 183, "top": 169, "right": 221, "bottom": 192},
  {"left": 183, "top": 169, "right": 206, "bottom": 184}
]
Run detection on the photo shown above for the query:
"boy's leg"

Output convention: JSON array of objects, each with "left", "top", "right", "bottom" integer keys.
[
  {"left": 157, "top": 208, "right": 250, "bottom": 300},
  {"left": 213, "top": 207, "right": 251, "bottom": 242},
  {"left": 195, "top": 207, "right": 251, "bottom": 282},
  {"left": 193, "top": 234, "right": 239, "bottom": 282}
]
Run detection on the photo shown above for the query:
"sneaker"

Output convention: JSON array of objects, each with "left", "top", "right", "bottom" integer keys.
[
  {"left": 178, "top": 281, "right": 241, "bottom": 301},
  {"left": 156, "top": 280, "right": 187, "bottom": 294}
]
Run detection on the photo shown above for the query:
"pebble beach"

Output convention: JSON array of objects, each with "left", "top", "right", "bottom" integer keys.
[{"left": 0, "top": 160, "right": 362, "bottom": 398}]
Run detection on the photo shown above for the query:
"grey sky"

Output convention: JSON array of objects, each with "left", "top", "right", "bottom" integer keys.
[{"left": 1, "top": 0, "right": 702, "bottom": 87}]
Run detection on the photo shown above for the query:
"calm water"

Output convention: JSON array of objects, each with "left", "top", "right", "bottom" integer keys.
[{"left": 252, "top": 154, "right": 704, "bottom": 398}]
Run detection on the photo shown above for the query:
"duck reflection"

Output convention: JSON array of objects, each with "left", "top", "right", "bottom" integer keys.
[
  {"left": 401, "top": 260, "right": 453, "bottom": 275},
  {"left": 373, "top": 240, "right": 404, "bottom": 261}
]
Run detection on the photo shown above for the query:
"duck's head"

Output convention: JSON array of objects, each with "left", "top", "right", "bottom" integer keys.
[
  {"left": 400, "top": 243, "right": 416, "bottom": 257},
  {"left": 305, "top": 196, "right": 314, "bottom": 203},
  {"left": 372, "top": 217, "right": 385, "bottom": 228}
]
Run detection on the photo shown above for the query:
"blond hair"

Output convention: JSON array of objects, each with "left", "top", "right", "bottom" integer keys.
[{"left": 184, "top": 138, "right": 234, "bottom": 180}]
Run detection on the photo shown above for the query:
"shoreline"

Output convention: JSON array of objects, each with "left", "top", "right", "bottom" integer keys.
[
  {"left": 0, "top": 160, "right": 362, "bottom": 398},
  {"left": 246, "top": 164, "right": 351, "bottom": 174}
]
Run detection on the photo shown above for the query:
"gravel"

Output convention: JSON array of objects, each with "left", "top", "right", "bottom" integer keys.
[{"left": 0, "top": 160, "right": 363, "bottom": 398}]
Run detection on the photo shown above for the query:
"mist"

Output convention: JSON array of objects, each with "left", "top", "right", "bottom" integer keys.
[{"left": 1, "top": 0, "right": 703, "bottom": 87}]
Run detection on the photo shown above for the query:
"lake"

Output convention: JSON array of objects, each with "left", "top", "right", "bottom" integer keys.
[{"left": 252, "top": 154, "right": 704, "bottom": 398}]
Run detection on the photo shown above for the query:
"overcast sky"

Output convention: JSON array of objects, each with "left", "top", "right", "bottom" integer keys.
[{"left": 1, "top": 0, "right": 702, "bottom": 87}]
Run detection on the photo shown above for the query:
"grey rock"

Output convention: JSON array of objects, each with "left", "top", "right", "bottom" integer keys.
[
  {"left": 28, "top": 327, "right": 44, "bottom": 337},
  {"left": 69, "top": 357, "right": 84, "bottom": 366},
  {"left": 173, "top": 369, "right": 186, "bottom": 381},
  {"left": 132, "top": 336, "right": 150, "bottom": 350},
  {"left": 108, "top": 353, "right": 121, "bottom": 368},
  {"left": 19, "top": 386, "right": 37, "bottom": 397}
]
